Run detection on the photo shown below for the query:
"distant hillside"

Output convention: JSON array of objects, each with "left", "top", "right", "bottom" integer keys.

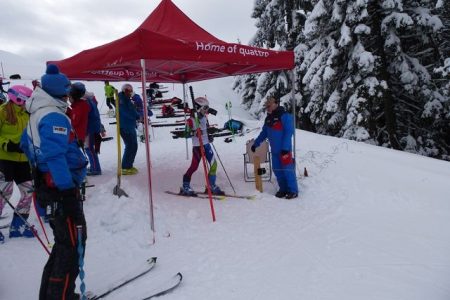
[{"left": 0, "top": 50, "right": 42, "bottom": 79}]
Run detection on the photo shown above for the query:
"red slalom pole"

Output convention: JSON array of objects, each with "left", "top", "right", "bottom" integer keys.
[
  {"left": 32, "top": 192, "right": 51, "bottom": 246},
  {"left": 196, "top": 127, "right": 216, "bottom": 222}
]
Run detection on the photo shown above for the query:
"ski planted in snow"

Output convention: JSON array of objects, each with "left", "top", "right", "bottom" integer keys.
[
  {"left": 141, "top": 272, "right": 183, "bottom": 300},
  {"left": 165, "top": 190, "right": 226, "bottom": 201},
  {"left": 87, "top": 257, "right": 157, "bottom": 300}
]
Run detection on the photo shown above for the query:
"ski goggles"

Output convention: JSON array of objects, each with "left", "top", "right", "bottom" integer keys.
[
  {"left": 7, "top": 88, "right": 29, "bottom": 105},
  {"left": 199, "top": 105, "right": 209, "bottom": 112}
]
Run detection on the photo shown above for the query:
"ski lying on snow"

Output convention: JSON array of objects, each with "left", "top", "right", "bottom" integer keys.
[
  {"left": 152, "top": 122, "right": 186, "bottom": 128},
  {"left": 195, "top": 191, "right": 256, "bottom": 200},
  {"left": 165, "top": 190, "right": 226, "bottom": 201},
  {"left": 87, "top": 257, "right": 157, "bottom": 300},
  {"left": 141, "top": 272, "right": 183, "bottom": 300}
]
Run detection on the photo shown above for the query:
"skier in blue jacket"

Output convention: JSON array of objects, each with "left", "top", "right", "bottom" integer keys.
[
  {"left": 252, "top": 97, "right": 298, "bottom": 199},
  {"left": 20, "top": 64, "right": 88, "bottom": 300}
]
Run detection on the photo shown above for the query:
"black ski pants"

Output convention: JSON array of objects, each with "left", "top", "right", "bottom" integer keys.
[
  {"left": 39, "top": 203, "right": 86, "bottom": 300},
  {"left": 106, "top": 97, "right": 115, "bottom": 110}
]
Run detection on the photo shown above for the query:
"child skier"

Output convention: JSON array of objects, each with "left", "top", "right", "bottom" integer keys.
[
  {"left": 0, "top": 85, "right": 34, "bottom": 243},
  {"left": 181, "top": 97, "right": 224, "bottom": 196}
]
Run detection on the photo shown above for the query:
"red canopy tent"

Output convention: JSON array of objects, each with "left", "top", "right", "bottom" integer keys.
[
  {"left": 50, "top": 0, "right": 294, "bottom": 83},
  {"left": 49, "top": 0, "right": 295, "bottom": 232}
]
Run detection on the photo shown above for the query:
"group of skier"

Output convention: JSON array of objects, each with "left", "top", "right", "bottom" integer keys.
[
  {"left": 0, "top": 64, "right": 107, "bottom": 299},
  {"left": 0, "top": 62, "right": 298, "bottom": 299}
]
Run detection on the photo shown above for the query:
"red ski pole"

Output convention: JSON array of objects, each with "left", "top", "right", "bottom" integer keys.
[{"left": 32, "top": 191, "right": 51, "bottom": 246}]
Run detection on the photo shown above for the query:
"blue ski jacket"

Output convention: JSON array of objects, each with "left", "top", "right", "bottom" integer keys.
[
  {"left": 20, "top": 87, "right": 87, "bottom": 190},
  {"left": 253, "top": 106, "right": 294, "bottom": 154},
  {"left": 119, "top": 91, "right": 140, "bottom": 132}
]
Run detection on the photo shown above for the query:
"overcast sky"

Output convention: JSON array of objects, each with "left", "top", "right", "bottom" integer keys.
[{"left": 0, "top": 0, "right": 256, "bottom": 64}]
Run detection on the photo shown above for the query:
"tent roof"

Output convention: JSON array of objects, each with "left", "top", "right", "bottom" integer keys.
[{"left": 50, "top": 0, "right": 294, "bottom": 83}]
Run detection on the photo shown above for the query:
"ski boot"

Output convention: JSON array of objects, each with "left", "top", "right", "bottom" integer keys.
[
  {"left": 22, "top": 226, "right": 35, "bottom": 238},
  {"left": 122, "top": 167, "right": 138, "bottom": 175},
  {"left": 275, "top": 190, "right": 287, "bottom": 198},
  {"left": 180, "top": 182, "right": 197, "bottom": 196},
  {"left": 9, "top": 213, "right": 25, "bottom": 238},
  {"left": 209, "top": 185, "right": 225, "bottom": 196},
  {"left": 285, "top": 192, "right": 298, "bottom": 200}
]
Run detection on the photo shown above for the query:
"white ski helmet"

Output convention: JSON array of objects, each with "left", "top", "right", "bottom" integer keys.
[{"left": 194, "top": 97, "right": 209, "bottom": 107}]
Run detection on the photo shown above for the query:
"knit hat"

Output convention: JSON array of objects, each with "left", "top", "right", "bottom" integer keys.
[
  {"left": 41, "top": 64, "right": 71, "bottom": 98},
  {"left": 69, "top": 82, "right": 86, "bottom": 100}
]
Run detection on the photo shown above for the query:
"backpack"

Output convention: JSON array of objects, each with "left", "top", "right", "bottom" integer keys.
[{"left": 223, "top": 119, "right": 244, "bottom": 132}]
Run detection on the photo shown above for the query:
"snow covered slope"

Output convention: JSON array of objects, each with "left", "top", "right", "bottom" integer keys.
[{"left": 0, "top": 79, "right": 449, "bottom": 300}]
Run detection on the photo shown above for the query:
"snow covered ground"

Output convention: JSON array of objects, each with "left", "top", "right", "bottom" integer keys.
[{"left": 1, "top": 78, "right": 450, "bottom": 300}]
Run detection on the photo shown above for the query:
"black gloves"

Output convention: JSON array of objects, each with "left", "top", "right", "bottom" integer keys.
[
  {"left": 251, "top": 145, "right": 256, "bottom": 152},
  {"left": 6, "top": 141, "right": 23, "bottom": 153},
  {"left": 281, "top": 150, "right": 290, "bottom": 156}
]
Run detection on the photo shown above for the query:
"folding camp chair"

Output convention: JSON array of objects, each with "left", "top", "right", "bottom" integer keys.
[{"left": 243, "top": 139, "right": 272, "bottom": 182}]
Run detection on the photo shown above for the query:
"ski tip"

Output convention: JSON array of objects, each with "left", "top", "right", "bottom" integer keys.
[
  {"left": 147, "top": 257, "right": 157, "bottom": 264},
  {"left": 176, "top": 272, "right": 183, "bottom": 281}
]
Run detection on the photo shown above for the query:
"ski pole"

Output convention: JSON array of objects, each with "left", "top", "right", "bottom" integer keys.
[
  {"left": 31, "top": 191, "right": 51, "bottom": 246},
  {"left": 0, "top": 190, "right": 50, "bottom": 255},
  {"left": 210, "top": 142, "right": 236, "bottom": 195},
  {"left": 77, "top": 225, "right": 87, "bottom": 300}
]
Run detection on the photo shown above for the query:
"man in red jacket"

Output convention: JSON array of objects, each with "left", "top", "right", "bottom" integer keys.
[{"left": 67, "top": 82, "right": 90, "bottom": 143}]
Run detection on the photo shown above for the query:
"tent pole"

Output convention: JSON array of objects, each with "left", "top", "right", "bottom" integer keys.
[
  {"left": 183, "top": 83, "right": 189, "bottom": 160},
  {"left": 140, "top": 59, "right": 155, "bottom": 244},
  {"left": 291, "top": 70, "right": 296, "bottom": 162}
]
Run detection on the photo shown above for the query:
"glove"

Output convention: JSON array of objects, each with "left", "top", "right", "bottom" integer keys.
[
  {"left": 280, "top": 150, "right": 293, "bottom": 165},
  {"left": 281, "top": 150, "right": 290, "bottom": 156},
  {"left": 208, "top": 135, "right": 214, "bottom": 143},
  {"left": 6, "top": 141, "right": 23, "bottom": 153},
  {"left": 251, "top": 145, "right": 256, "bottom": 152}
]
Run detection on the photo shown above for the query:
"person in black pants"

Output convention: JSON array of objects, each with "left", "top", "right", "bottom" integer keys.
[{"left": 21, "top": 65, "right": 88, "bottom": 300}]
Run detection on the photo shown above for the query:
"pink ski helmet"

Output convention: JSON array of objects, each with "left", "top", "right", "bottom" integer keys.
[{"left": 8, "top": 85, "right": 33, "bottom": 106}]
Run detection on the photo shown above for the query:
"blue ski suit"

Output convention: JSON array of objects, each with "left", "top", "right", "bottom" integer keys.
[{"left": 253, "top": 106, "right": 298, "bottom": 194}]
